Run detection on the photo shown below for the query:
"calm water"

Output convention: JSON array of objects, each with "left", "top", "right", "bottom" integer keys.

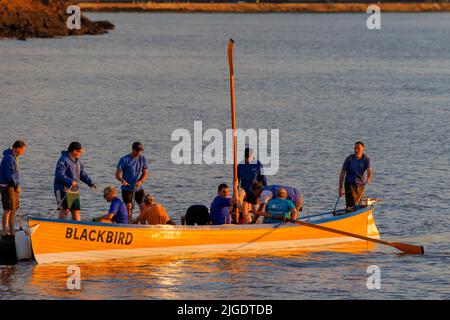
[{"left": 0, "top": 13, "right": 449, "bottom": 299}]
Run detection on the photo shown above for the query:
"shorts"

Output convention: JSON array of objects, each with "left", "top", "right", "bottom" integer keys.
[
  {"left": 122, "top": 189, "right": 145, "bottom": 205},
  {"left": 0, "top": 186, "right": 20, "bottom": 210},
  {"left": 344, "top": 182, "right": 365, "bottom": 208},
  {"left": 55, "top": 189, "right": 81, "bottom": 211}
]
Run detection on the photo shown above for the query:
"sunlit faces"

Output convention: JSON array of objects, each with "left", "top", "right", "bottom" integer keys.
[
  {"left": 354, "top": 143, "right": 364, "bottom": 157},
  {"left": 71, "top": 149, "right": 84, "bottom": 160},
  {"left": 219, "top": 187, "right": 230, "bottom": 198},
  {"left": 15, "top": 146, "right": 26, "bottom": 157}
]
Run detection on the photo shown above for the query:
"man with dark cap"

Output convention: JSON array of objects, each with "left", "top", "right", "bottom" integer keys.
[
  {"left": 54, "top": 142, "right": 96, "bottom": 221},
  {"left": 237, "top": 147, "right": 267, "bottom": 195},
  {"left": 115, "top": 142, "right": 148, "bottom": 223},
  {"left": 339, "top": 141, "right": 373, "bottom": 208}
]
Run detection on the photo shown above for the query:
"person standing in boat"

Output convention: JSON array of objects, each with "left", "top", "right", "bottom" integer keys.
[
  {"left": 115, "top": 142, "right": 149, "bottom": 223},
  {"left": 237, "top": 147, "right": 267, "bottom": 195},
  {"left": 93, "top": 185, "right": 128, "bottom": 224},
  {"left": 54, "top": 142, "right": 96, "bottom": 221},
  {"left": 0, "top": 140, "right": 26, "bottom": 239},
  {"left": 338, "top": 141, "right": 373, "bottom": 208},
  {"left": 210, "top": 183, "right": 238, "bottom": 225}
]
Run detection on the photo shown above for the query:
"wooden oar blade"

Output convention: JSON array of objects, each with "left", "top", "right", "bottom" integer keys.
[{"left": 390, "top": 242, "right": 424, "bottom": 255}]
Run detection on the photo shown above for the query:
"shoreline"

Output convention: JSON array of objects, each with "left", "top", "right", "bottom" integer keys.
[{"left": 77, "top": 2, "right": 450, "bottom": 13}]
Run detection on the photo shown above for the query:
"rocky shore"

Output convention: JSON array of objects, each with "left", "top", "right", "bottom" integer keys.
[{"left": 0, "top": 0, "right": 114, "bottom": 40}]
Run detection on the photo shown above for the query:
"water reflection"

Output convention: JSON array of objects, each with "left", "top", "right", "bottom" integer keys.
[{"left": 26, "top": 241, "right": 374, "bottom": 299}]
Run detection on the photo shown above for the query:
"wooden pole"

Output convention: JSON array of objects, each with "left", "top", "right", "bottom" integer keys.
[{"left": 227, "top": 39, "right": 239, "bottom": 224}]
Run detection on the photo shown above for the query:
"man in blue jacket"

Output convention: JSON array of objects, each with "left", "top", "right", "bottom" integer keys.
[
  {"left": 54, "top": 142, "right": 96, "bottom": 221},
  {"left": 0, "top": 140, "right": 26, "bottom": 239},
  {"left": 237, "top": 147, "right": 267, "bottom": 195}
]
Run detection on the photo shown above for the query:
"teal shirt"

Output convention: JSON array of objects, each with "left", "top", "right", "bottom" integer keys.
[{"left": 264, "top": 198, "right": 295, "bottom": 224}]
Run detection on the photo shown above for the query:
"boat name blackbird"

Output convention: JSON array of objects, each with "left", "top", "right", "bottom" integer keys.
[{"left": 65, "top": 227, "right": 133, "bottom": 245}]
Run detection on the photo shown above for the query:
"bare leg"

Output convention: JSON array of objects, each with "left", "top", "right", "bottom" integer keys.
[
  {"left": 2, "top": 210, "right": 11, "bottom": 235},
  {"left": 126, "top": 203, "right": 133, "bottom": 224},
  {"left": 295, "top": 197, "right": 303, "bottom": 217},
  {"left": 71, "top": 210, "right": 80, "bottom": 221},
  {"left": 138, "top": 202, "right": 145, "bottom": 213},
  {"left": 9, "top": 209, "right": 16, "bottom": 236},
  {"left": 58, "top": 209, "right": 69, "bottom": 220},
  {"left": 252, "top": 204, "right": 261, "bottom": 223}
]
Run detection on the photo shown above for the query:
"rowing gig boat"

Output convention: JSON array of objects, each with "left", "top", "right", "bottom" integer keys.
[{"left": 27, "top": 205, "right": 380, "bottom": 264}]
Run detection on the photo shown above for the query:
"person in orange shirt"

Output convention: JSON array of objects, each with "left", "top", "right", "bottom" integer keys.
[{"left": 132, "top": 194, "right": 174, "bottom": 225}]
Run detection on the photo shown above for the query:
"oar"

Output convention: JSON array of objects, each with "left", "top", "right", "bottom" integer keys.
[
  {"left": 228, "top": 38, "right": 239, "bottom": 224},
  {"left": 47, "top": 185, "right": 74, "bottom": 218},
  {"left": 256, "top": 212, "right": 424, "bottom": 255}
]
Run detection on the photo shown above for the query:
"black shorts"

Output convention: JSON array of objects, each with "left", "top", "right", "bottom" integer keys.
[
  {"left": 55, "top": 190, "right": 81, "bottom": 211},
  {"left": 0, "top": 186, "right": 20, "bottom": 210},
  {"left": 122, "top": 189, "right": 145, "bottom": 205}
]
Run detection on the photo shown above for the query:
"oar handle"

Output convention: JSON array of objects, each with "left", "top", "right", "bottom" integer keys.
[{"left": 333, "top": 196, "right": 342, "bottom": 215}]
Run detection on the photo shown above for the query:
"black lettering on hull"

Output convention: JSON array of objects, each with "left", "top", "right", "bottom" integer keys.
[{"left": 65, "top": 227, "right": 134, "bottom": 246}]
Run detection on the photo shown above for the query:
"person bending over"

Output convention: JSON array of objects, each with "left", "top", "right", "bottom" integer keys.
[{"left": 93, "top": 185, "right": 128, "bottom": 224}]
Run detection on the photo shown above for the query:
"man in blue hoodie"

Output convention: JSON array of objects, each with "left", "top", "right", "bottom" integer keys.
[
  {"left": 0, "top": 140, "right": 26, "bottom": 239},
  {"left": 237, "top": 147, "right": 267, "bottom": 195},
  {"left": 54, "top": 142, "right": 96, "bottom": 221}
]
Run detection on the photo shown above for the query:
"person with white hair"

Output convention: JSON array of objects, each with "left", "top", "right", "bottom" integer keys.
[
  {"left": 263, "top": 188, "right": 298, "bottom": 224},
  {"left": 93, "top": 185, "right": 128, "bottom": 224}
]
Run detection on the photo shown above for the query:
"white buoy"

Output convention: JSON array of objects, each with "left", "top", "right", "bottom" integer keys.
[{"left": 15, "top": 229, "right": 32, "bottom": 261}]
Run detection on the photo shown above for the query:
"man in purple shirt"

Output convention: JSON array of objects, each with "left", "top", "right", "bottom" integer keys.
[
  {"left": 210, "top": 183, "right": 238, "bottom": 225},
  {"left": 339, "top": 141, "right": 373, "bottom": 208}
]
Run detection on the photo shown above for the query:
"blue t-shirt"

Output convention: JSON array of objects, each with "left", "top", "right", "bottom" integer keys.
[
  {"left": 109, "top": 197, "right": 129, "bottom": 224},
  {"left": 262, "top": 185, "right": 301, "bottom": 204},
  {"left": 117, "top": 154, "right": 148, "bottom": 191},
  {"left": 210, "top": 195, "right": 232, "bottom": 225},
  {"left": 237, "top": 160, "right": 267, "bottom": 194},
  {"left": 264, "top": 198, "right": 295, "bottom": 224},
  {"left": 342, "top": 154, "right": 371, "bottom": 186}
]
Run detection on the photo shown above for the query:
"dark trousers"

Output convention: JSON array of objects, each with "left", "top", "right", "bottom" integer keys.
[{"left": 344, "top": 182, "right": 364, "bottom": 208}]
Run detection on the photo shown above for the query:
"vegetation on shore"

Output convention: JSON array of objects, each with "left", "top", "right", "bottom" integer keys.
[{"left": 0, "top": 0, "right": 114, "bottom": 40}]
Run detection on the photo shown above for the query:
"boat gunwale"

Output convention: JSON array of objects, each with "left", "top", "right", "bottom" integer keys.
[{"left": 26, "top": 206, "right": 374, "bottom": 231}]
